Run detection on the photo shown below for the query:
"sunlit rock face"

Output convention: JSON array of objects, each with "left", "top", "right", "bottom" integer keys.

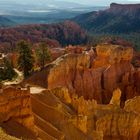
[
  {"left": 124, "top": 96, "right": 140, "bottom": 114},
  {"left": 0, "top": 87, "right": 34, "bottom": 130},
  {"left": 0, "top": 86, "right": 37, "bottom": 139},
  {"left": 1, "top": 42, "right": 140, "bottom": 140},
  {"left": 1, "top": 86, "right": 140, "bottom": 140},
  {"left": 0, "top": 78, "right": 140, "bottom": 140},
  {"left": 30, "top": 87, "right": 140, "bottom": 140},
  {"left": 26, "top": 44, "right": 140, "bottom": 105},
  {"left": 92, "top": 44, "right": 133, "bottom": 68},
  {"left": 96, "top": 110, "right": 140, "bottom": 140},
  {"left": 109, "top": 88, "right": 121, "bottom": 106}
]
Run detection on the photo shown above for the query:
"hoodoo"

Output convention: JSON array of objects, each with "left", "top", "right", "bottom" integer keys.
[
  {"left": 0, "top": 44, "right": 140, "bottom": 140},
  {"left": 26, "top": 44, "right": 139, "bottom": 105}
]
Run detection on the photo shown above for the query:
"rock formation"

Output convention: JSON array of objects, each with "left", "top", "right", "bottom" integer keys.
[
  {"left": 26, "top": 44, "right": 140, "bottom": 105},
  {"left": 1, "top": 44, "right": 140, "bottom": 140},
  {"left": 30, "top": 87, "right": 140, "bottom": 140},
  {"left": 0, "top": 86, "right": 37, "bottom": 139},
  {"left": 109, "top": 88, "right": 121, "bottom": 106},
  {"left": 96, "top": 110, "right": 140, "bottom": 140},
  {"left": 0, "top": 85, "right": 133, "bottom": 140},
  {"left": 124, "top": 96, "right": 140, "bottom": 114}
]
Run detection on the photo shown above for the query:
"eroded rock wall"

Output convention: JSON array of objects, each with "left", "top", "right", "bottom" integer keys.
[
  {"left": 0, "top": 86, "right": 36, "bottom": 134},
  {"left": 30, "top": 87, "right": 140, "bottom": 140},
  {"left": 26, "top": 44, "right": 140, "bottom": 104}
]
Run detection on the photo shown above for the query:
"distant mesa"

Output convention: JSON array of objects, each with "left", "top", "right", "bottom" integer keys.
[
  {"left": 110, "top": 3, "right": 140, "bottom": 9},
  {"left": 109, "top": 3, "right": 140, "bottom": 13}
]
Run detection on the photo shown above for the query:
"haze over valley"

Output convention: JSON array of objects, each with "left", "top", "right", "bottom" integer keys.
[{"left": 0, "top": 0, "right": 107, "bottom": 25}]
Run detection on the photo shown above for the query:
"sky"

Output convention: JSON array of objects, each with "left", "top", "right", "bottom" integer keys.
[
  {"left": 59, "top": 0, "right": 140, "bottom": 6},
  {"left": 0, "top": 0, "right": 140, "bottom": 6}
]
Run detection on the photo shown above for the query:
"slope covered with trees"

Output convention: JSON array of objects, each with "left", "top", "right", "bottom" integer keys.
[
  {"left": 72, "top": 3, "right": 140, "bottom": 50},
  {"left": 73, "top": 3, "right": 140, "bottom": 33},
  {"left": 0, "top": 21, "right": 87, "bottom": 53}
]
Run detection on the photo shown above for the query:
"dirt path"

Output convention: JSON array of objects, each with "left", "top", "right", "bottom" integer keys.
[
  {"left": 3, "top": 69, "right": 47, "bottom": 95},
  {"left": 3, "top": 69, "right": 24, "bottom": 85},
  {"left": 30, "top": 86, "right": 46, "bottom": 94}
]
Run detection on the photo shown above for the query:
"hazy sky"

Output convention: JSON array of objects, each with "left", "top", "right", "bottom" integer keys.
[
  {"left": 60, "top": 0, "right": 140, "bottom": 6},
  {"left": 1, "top": 0, "right": 140, "bottom": 6}
]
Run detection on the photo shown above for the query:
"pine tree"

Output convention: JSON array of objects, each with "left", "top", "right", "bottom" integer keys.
[
  {"left": 0, "top": 68, "right": 4, "bottom": 81},
  {"left": 36, "top": 42, "right": 51, "bottom": 69},
  {"left": 3, "top": 57, "right": 16, "bottom": 80},
  {"left": 0, "top": 57, "right": 16, "bottom": 81},
  {"left": 17, "top": 40, "right": 34, "bottom": 77}
]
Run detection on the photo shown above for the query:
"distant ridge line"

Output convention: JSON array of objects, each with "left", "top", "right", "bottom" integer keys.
[{"left": 110, "top": 3, "right": 140, "bottom": 8}]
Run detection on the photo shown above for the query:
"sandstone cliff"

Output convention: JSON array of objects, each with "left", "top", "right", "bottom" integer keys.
[
  {"left": 26, "top": 44, "right": 139, "bottom": 105},
  {"left": 0, "top": 86, "right": 37, "bottom": 139},
  {"left": 0, "top": 30, "right": 140, "bottom": 140},
  {"left": 1, "top": 83, "right": 140, "bottom": 139},
  {"left": 30, "top": 87, "right": 140, "bottom": 140}
]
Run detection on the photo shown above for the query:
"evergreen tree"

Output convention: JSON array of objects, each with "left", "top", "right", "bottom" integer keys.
[
  {"left": 0, "top": 68, "right": 4, "bottom": 81},
  {"left": 3, "top": 57, "right": 16, "bottom": 80},
  {"left": 0, "top": 57, "right": 16, "bottom": 81},
  {"left": 17, "top": 40, "right": 34, "bottom": 77},
  {"left": 36, "top": 42, "right": 51, "bottom": 69}
]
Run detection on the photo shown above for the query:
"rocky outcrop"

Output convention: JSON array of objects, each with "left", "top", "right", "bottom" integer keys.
[
  {"left": 1, "top": 85, "right": 140, "bottom": 140},
  {"left": 125, "top": 96, "right": 140, "bottom": 114},
  {"left": 92, "top": 44, "right": 133, "bottom": 67},
  {"left": 0, "top": 86, "right": 37, "bottom": 139},
  {"left": 96, "top": 110, "right": 140, "bottom": 140},
  {"left": 109, "top": 88, "right": 121, "bottom": 106},
  {"left": 30, "top": 87, "right": 140, "bottom": 140},
  {"left": 30, "top": 87, "right": 88, "bottom": 140},
  {"left": 1, "top": 44, "right": 140, "bottom": 140},
  {"left": 30, "top": 86, "right": 106, "bottom": 140},
  {"left": 26, "top": 44, "right": 139, "bottom": 105},
  {"left": 0, "top": 43, "right": 137, "bottom": 140}
]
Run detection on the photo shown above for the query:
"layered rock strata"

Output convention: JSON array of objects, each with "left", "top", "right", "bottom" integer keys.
[
  {"left": 31, "top": 87, "right": 140, "bottom": 140},
  {"left": 0, "top": 86, "right": 37, "bottom": 139},
  {"left": 0, "top": 86, "right": 140, "bottom": 139},
  {"left": 26, "top": 44, "right": 140, "bottom": 105}
]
